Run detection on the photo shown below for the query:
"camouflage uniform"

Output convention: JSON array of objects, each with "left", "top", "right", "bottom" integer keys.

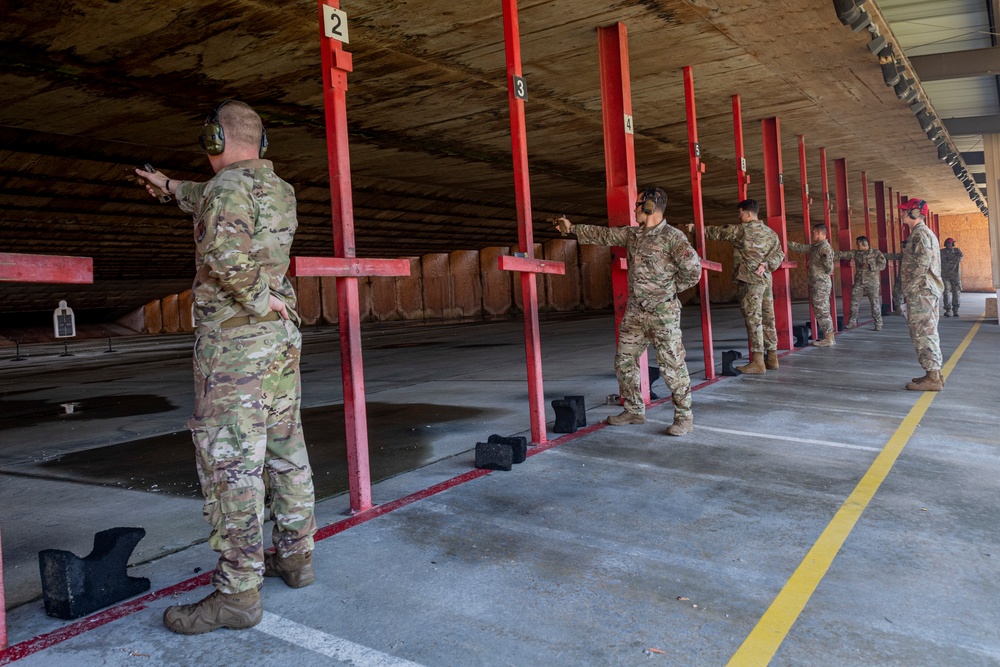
[
  {"left": 835, "top": 248, "right": 887, "bottom": 327},
  {"left": 706, "top": 221, "right": 784, "bottom": 354},
  {"left": 940, "top": 246, "right": 963, "bottom": 315},
  {"left": 900, "top": 222, "right": 944, "bottom": 371},
  {"left": 787, "top": 239, "right": 835, "bottom": 334},
  {"left": 574, "top": 221, "right": 702, "bottom": 418},
  {"left": 175, "top": 159, "right": 316, "bottom": 595}
]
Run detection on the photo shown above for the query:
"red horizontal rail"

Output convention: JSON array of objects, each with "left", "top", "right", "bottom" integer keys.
[
  {"left": 497, "top": 255, "right": 565, "bottom": 275},
  {"left": 0, "top": 253, "right": 93, "bottom": 284},
  {"left": 701, "top": 259, "right": 723, "bottom": 272},
  {"left": 778, "top": 260, "right": 798, "bottom": 270},
  {"left": 289, "top": 256, "right": 412, "bottom": 278}
]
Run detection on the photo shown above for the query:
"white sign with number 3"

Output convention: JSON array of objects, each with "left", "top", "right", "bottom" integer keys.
[{"left": 323, "top": 6, "right": 349, "bottom": 43}]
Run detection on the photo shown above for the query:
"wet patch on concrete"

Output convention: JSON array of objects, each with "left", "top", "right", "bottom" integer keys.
[
  {"left": 0, "top": 394, "right": 177, "bottom": 429},
  {"left": 29, "top": 402, "right": 494, "bottom": 499}
]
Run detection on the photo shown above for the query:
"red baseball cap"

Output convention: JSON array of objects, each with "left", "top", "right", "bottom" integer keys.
[
  {"left": 945, "top": 237, "right": 955, "bottom": 244},
  {"left": 899, "top": 198, "right": 929, "bottom": 217}
]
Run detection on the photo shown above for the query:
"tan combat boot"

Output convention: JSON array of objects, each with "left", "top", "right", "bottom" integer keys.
[
  {"left": 906, "top": 370, "right": 944, "bottom": 391},
  {"left": 607, "top": 410, "right": 646, "bottom": 425},
  {"left": 163, "top": 589, "right": 262, "bottom": 635},
  {"left": 737, "top": 353, "right": 766, "bottom": 375},
  {"left": 846, "top": 319, "right": 858, "bottom": 329},
  {"left": 265, "top": 551, "right": 316, "bottom": 589},
  {"left": 874, "top": 322, "right": 883, "bottom": 331},
  {"left": 765, "top": 350, "right": 779, "bottom": 370},
  {"left": 813, "top": 332, "right": 836, "bottom": 347},
  {"left": 666, "top": 415, "right": 693, "bottom": 436}
]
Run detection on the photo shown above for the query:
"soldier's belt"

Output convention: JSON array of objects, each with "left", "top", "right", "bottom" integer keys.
[
  {"left": 633, "top": 294, "right": 677, "bottom": 311},
  {"left": 220, "top": 311, "right": 281, "bottom": 329}
]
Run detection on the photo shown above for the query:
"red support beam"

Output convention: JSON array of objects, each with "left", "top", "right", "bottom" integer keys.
[
  {"left": 835, "top": 158, "right": 855, "bottom": 320},
  {"left": 933, "top": 213, "right": 940, "bottom": 237},
  {"left": 761, "top": 117, "right": 795, "bottom": 351},
  {"left": 290, "top": 257, "right": 411, "bottom": 278},
  {"left": 733, "top": 95, "right": 750, "bottom": 200},
  {"left": 889, "top": 185, "right": 897, "bottom": 256},
  {"left": 798, "top": 135, "right": 818, "bottom": 340},
  {"left": 683, "top": 66, "right": 721, "bottom": 380},
  {"left": 498, "top": 255, "right": 565, "bottom": 275},
  {"left": 899, "top": 193, "right": 911, "bottom": 242},
  {"left": 0, "top": 253, "right": 93, "bottom": 284},
  {"left": 874, "top": 181, "right": 893, "bottom": 311},
  {"left": 501, "top": 0, "right": 558, "bottom": 445},
  {"left": 819, "top": 148, "right": 840, "bottom": 327},
  {"left": 861, "top": 171, "right": 872, "bottom": 241},
  {"left": 597, "top": 22, "right": 649, "bottom": 404}
]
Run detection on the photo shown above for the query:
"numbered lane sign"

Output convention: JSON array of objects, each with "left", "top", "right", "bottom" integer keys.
[
  {"left": 53, "top": 300, "right": 76, "bottom": 338},
  {"left": 323, "top": 5, "right": 349, "bottom": 43},
  {"left": 624, "top": 114, "right": 634, "bottom": 135},
  {"left": 512, "top": 75, "right": 527, "bottom": 100}
]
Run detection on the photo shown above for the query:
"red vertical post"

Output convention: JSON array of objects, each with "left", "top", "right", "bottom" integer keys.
[
  {"left": 733, "top": 95, "right": 750, "bottom": 200},
  {"left": 899, "top": 193, "right": 911, "bottom": 242},
  {"left": 598, "top": 22, "right": 649, "bottom": 403},
  {"left": 683, "top": 66, "right": 718, "bottom": 380},
  {"left": 819, "top": 148, "right": 839, "bottom": 328},
  {"left": 316, "top": 0, "right": 372, "bottom": 512},
  {"left": 835, "top": 158, "right": 855, "bottom": 320},
  {"left": 875, "top": 180, "right": 893, "bottom": 310},
  {"left": 501, "top": 0, "right": 549, "bottom": 444},
  {"left": 933, "top": 213, "right": 940, "bottom": 237},
  {"left": 0, "top": 526, "right": 4, "bottom": 650},
  {"left": 889, "top": 186, "right": 897, "bottom": 255},
  {"left": 861, "top": 171, "right": 872, "bottom": 241},
  {"left": 761, "top": 118, "right": 795, "bottom": 351},
  {"left": 733, "top": 95, "right": 752, "bottom": 355},
  {"left": 798, "top": 135, "right": 818, "bottom": 339}
]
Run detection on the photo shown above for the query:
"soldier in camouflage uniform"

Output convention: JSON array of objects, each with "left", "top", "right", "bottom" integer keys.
[
  {"left": 787, "top": 223, "right": 836, "bottom": 347},
  {"left": 940, "top": 238, "right": 963, "bottom": 317},
  {"left": 137, "top": 100, "right": 316, "bottom": 634},
  {"left": 898, "top": 199, "right": 944, "bottom": 391},
  {"left": 553, "top": 187, "right": 702, "bottom": 436},
  {"left": 706, "top": 199, "right": 785, "bottom": 374},
  {"left": 835, "top": 236, "right": 888, "bottom": 331}
]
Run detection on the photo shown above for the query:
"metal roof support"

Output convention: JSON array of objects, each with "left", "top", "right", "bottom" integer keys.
[
  {"left": 761, "top": 117, "right": 796, "bottom": 351},
  {"left": 291, "top": 0, "right": 417, "bottom": 513},
  {"left": 798, "top": 135, "right": 819, "bottom": 341},
  {"left": 499, "top": 0, "right": 563, "bottom": 445},
  {"left": 683, "top": 66, "right": 723, "bottom": 380},
  {"left": 835, "top": 159, "right": 856, "bottom": 323},
  {"left": 820, "top": 148, "right": 841, "bottom": 329},
  {"left": 984, "top": 134, "right": 1000, "bottom": 316},
  {"left": 874, "top": 181, "right": 894, "bottom": 313},
  {"left": 597, "top": 22, "right": 649, "bottom": 405}
]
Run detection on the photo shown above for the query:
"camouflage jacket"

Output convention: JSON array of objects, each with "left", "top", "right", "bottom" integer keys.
[
  {"left": 940, "top": 247, "right": 963, "bottom": 280},
  {"left": 575, "top": 220, "right": 702, "bottom": 310},
  {"left": 705, "top": 220, "right": 784, "bottom": 285},
  {"left": 900, "top": 222, "right": 943, "bottom": 298},
  {"left": 175, "top": 159, "right": 299, "bottom": 330},
  {"left": 834, "top": 248, "right": 887, "bottom": 283},
  {"left": 787, "top": 239, "right": 834, "bottom": 282}
]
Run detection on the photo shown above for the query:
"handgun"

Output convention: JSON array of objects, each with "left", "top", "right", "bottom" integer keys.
[{"left": 140, "top": 163, "right": 171, "bottom": 203}]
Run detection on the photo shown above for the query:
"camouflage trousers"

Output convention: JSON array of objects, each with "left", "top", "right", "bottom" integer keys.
[
  {"left": 615, "top": 300, "right": 692, "bottom": 419},
  {"left": 943, "top": 277, "right": 961, "bottom": 313},
  {"left": 849, "top": 277, "right": 883, "bottom": 326},
  {"left": 188, "top": 319, "right": 316, "bottom": 594},
  {"left": 737, "top": 280, "right": 777, "bottom": 353},
  {"left": 892, "top": 272, "right": 904, "bottom": 310},
  {"left": 904, "top": 290, "right": 943, "bottom": 371},
  {"left": 808, "top": 275, "right": 835, "bottom": 335}
]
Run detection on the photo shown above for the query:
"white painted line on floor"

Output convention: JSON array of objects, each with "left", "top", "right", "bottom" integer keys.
[
  {"left": 255, "top": 612, "right": 426, "bottom": 667},
  {"left": 648, "top": 421, "right": 881, "bottom": 453}
]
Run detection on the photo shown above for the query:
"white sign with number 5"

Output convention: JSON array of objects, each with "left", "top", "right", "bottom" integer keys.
[{"left": 323, "top": 6, "right": 349, "bottom": 43}]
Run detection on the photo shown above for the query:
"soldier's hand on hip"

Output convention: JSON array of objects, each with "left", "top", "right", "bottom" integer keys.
[{"left": 269, "top": 294, "right": 290, "bottom": 320}]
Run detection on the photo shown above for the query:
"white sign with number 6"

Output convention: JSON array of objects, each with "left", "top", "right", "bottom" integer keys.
[{"left": 323, "top": 6, "right": 349, "bottom": 43}]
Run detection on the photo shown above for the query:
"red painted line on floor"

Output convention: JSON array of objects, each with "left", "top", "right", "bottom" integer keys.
[{"left": 0, "top": 338, "right": 811, "bottom": 663}]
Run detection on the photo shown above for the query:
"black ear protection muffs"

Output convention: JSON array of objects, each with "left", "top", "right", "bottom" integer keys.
[{"left": 199, "top": 100, "right": 269, "bottom": 158}]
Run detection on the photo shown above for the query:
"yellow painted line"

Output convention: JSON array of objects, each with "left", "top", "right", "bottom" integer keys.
[{"left": 727, "top": 315, "right": 984, "bottom": 666}]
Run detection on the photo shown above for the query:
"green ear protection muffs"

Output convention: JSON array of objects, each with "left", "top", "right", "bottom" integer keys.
[
  {"left": 199, "top": 100, "right": 269, "bottom": 158},
  {"left": 636, "top": 187, "right": 665, "bottom": 215}
]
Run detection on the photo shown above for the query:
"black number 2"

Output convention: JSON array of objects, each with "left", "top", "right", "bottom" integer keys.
[{"left": 330, "top": 13, "right": 343, "bottom": 36}]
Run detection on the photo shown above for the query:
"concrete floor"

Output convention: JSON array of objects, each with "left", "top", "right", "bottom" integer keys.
[{"left": 1, "top": 295, "right": 997, "bottom": 666}]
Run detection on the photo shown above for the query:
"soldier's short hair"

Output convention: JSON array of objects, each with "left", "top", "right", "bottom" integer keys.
[
  {"left": 856, "top": 235, "right": 870, "bottom": 245},
  {"left": 811, "top": 224, "right": 827, "bottom": 235},
  {"left": 218, "top": 101, "right": 264, "bottom": 152},
  {"left": 737, "top": 199, "right": 759, "bottom": 216},
  {"left": 638, "top": 187, "right": 668, "bottom": 214}
]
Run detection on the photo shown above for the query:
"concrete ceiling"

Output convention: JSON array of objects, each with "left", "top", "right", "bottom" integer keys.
[{"left": 0, "top": 0, "right": 983, "bottom": 315}]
